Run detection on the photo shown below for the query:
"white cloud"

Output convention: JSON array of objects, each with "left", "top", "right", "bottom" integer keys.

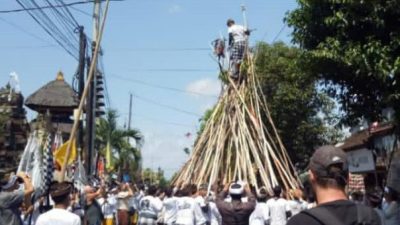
[
  {"left": 168, "top": 4, "right": 183, "bottom": 14},
  {"left": 185, "top": 78, "right": 221, "bottom": 98},
  {"left": 141, "top": 131, "right": 192, "bottom": 178}
]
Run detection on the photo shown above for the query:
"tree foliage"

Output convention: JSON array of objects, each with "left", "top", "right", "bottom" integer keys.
[
  {"left": 142, "top": 167, "right": 168, "bottom": 188},
  {"left": 286, "top": 0, "right": 400, "bottom": 125},
  {"left": 255, "top": 42, "right": 342, "bottom": 166},
  {"left": 96, "top": 109, "right": 143, "bottom": 177}
]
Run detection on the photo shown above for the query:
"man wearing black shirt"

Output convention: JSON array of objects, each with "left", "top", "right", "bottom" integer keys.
[{"left": 287, "top": 145, "right": 381, "bottom": 225}]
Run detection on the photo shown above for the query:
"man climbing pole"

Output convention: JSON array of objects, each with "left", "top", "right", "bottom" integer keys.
[{"left": 226, "top": 18, "right": 250, "bottom": 81}]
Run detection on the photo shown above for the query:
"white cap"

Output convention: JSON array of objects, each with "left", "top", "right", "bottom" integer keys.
[{"left": 229, "top": 182, "right": 244, "bottom": 195}]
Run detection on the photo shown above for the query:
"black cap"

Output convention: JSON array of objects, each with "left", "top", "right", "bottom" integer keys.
[
  {"left": 227, "top": 19, "right": 235, "bottom": 26},
  {"left": 309, "top": 145, "right": 348, "bottom": 178}
]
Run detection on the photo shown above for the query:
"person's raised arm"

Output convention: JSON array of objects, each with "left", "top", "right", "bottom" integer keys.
[
  {"left": 17, "top": 172, "right": 34, "bottom": 208},
  {"left": 86, "top": 186, "right": 103, "bottom": 202},
  {"left": 244, "top": 184, "right": 255, "bottom": 201},
  {"left": 217, "top": 183, "right": 230, "bottom": 201},
  {"left": 242, "top": 184, "right": 256, "bottom": 213},
  {"left": 17, "top": 172, "right": 34, "bottom": 197},
  {"left": 127, "top": 184, "right": 134, "bottom": 197}
]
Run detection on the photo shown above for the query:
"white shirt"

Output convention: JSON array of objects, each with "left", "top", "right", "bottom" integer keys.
[
  {"left": 194, "top": 196, "right": 221, "bottom": 225},
  {"left": 194, "top": 196, "right": 209, "bottom": 222},
  {"left": 36, "top": 208, "right": 81, "bottom": 225},
  {"left": 132, "top": 191, "right": 144, "bottom": 210},
  {"left": 383, "top": 201, "right": 400, "bottom": 225},
  {"left": 249, "top": 202, "right": 269, "bottom": 225},
  {"left": 228, "top": 24, "right": 246, "bottom": 43},
  {"left": 374, "top": 208, "right": 386, "bottom": 225},
  {"left": 287, "top": 199, "right": 307, "bottom": 217},
  {"left": 108, "top": 194, "right": 117, "bottom": 213},
  {"left": 266, "top": 198, "right": 290, "bottom": 225},
  {"left": 208, "top": 202, "right": 221, "bottom": 225},
  {"left": 138, "top": 195, "right": 163, "bottom": 218},
  {"left": 175, "top": 197, "right": 206, "bottom": 225},
  {"left": 97, "top": 197, "right": 116, "bottom": 219},
  {"left": 163, "top": 196, "right": 178, "bottom": 225},
  {"left": 116, "top": 191, "right": 131, "bottom": 210},
  {"left": 28, "top": 201, "right": 41, "bottom": 225}
]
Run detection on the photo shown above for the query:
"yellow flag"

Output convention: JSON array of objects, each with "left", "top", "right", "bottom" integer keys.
[
  {"left": 54, "top": 139, "right": 77, "bottom": 166},
  {"left": 105, "top": 141, "right": 113, "bottom": 171}
]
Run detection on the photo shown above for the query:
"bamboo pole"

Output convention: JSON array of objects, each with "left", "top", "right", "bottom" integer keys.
[
  {"left": 172, "top": 51, "right": 301, "bottom": 191},
  {"left": 60, "top": 0, "right": 110, "bottom": 182}
]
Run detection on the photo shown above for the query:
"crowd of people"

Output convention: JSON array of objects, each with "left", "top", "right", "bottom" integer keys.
[{"left": 1, "top": 145, "right": 399, "bottom": 225}]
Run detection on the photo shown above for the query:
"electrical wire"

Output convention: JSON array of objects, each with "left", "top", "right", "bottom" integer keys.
[
  {"left": 22, "top": 0, "right": 78, "bottom": 55},
  {"left": 111, "top": 47, "right": 210, "bottom": 52},
  {"left": 0, "top": 44, "right": 55, "bottom": 49},
  {"left": 55, "top": 0, "right": 80, "bottom": 27},
  {"left": 271, "top": 24, "right": 286, "bottom": 43},
  {"left": 70, "top": 6, "right": 91, "bottom": 17},
  {"left": 16, "top": 0, "right": 79, "bottom": 60},
  {"left": 0, "top": 16, "right": 53, "bottom": 45},
  {"left": 121, "top": 112, "right": 195, "bottom": 128},
  {"left": 110, "top": 74, "right": 218, "bottom": 98},
  {"left": 0, "top": 0, "right": 124, "bottom": 13},
  {"left": 41, "top": 0, "right": 79, "bottom": 47},
  {"left": 122, "top": 68, "right": 216, "bottom": 72},
  {"left": 132, "top": 93, "right": 202, "bottom": 117}
]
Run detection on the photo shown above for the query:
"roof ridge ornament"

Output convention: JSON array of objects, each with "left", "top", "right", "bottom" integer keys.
[{"left": 56, "top": 71, "right": 64, "bottom": 81}]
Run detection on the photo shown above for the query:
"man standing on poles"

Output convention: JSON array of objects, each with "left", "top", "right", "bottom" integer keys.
[{"left": 226, "top": 19, "right": 250, "bottom": 80}]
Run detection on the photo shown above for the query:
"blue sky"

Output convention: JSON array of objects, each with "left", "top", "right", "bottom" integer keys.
[{"left": 0, "top": 0, "right": 297, "bottom": 178}]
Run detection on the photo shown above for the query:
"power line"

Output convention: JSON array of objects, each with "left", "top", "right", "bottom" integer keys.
[
  {"left": 111, "top": 47, "right": 210, "bottom": 52},
  {"left": 20, "top": 0, "right": 77, "bottom": 53},
  {"left": 70, "top": 6, "right": 92, "bottom": 17},
  {"left": 16, "top": 0, "right": 79, "bottom": 60},
  {"left": 261, "top": 23, "right": 286, "bottom": 43},
  {"left": 0, "top": 16, "right": 53, "bottom": 44},
  {"left": 132, "top": 93, "right": 203, "bottom": 117},
  {"left": 123, "top": 68, "right": 216, "bottom": 72},
  {"left": 41, "top": 0, "right": 79, "bottom": 46},
  {"left": 110, "top": 74, "right": 218, "bottom": 98},
  {"left": 271, "top": 24, "right": 286, "bottom": 43},
  {"left": 55, "top": 0, "right": 80, "bottom": 27},
  {"left": 0, "top": 44, "right": 55, "bottom": 49},
  {"left": 0, "top": 0, "right": 124, "bottom": 13},
  {"left": 121, "top": 112, "right": 195, "bottom": 128}
]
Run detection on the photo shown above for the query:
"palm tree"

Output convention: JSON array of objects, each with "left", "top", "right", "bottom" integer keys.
[{"left": 96, "top": 109, "right": 143, "bottom": 178}]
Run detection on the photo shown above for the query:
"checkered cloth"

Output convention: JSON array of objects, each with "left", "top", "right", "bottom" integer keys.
[
  {"left": 229, "top": 41, "right": 246, "bottom": 62},
  {"left": 137, "top": 217, "right": 157, "bottom": 225},
  {"left": 348, "top": 173, "right": 365, "bottom": 193},
  {"left": 42, "top": 134, "right": 54, "bottom": 194}
]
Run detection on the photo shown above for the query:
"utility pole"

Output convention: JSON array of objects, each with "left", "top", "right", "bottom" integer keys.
[
  {"left": 128, "top": 93, "right": 132, "bottom": 131},
  {"left": 77, "top": 26, "right": 86, "bottom": 154},
  {"left": 86, "top": 0, "right": 101, "bottom": 176}
]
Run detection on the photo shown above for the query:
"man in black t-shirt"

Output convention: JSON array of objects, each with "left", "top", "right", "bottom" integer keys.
[{"left": 287, "top": 145, "right": 381, "bottom": 225}]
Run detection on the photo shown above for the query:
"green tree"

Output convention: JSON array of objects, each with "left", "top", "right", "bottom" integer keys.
[
  {"left": 96, "top": 109, "right": 143, "bottom": 177},
  {"left": 286, "top": 0, "right": 400, "bottom": 125},
  {"left": 142, "top": 167, "right": 169, "bottom": 188},
  {"left": 255, "top": 42, "right": 342, "bottom": 166}
]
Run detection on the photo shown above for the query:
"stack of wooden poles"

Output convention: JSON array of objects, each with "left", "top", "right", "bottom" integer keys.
[{"left": 172, "top": 53, "right": 301, "bottom": 194}]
